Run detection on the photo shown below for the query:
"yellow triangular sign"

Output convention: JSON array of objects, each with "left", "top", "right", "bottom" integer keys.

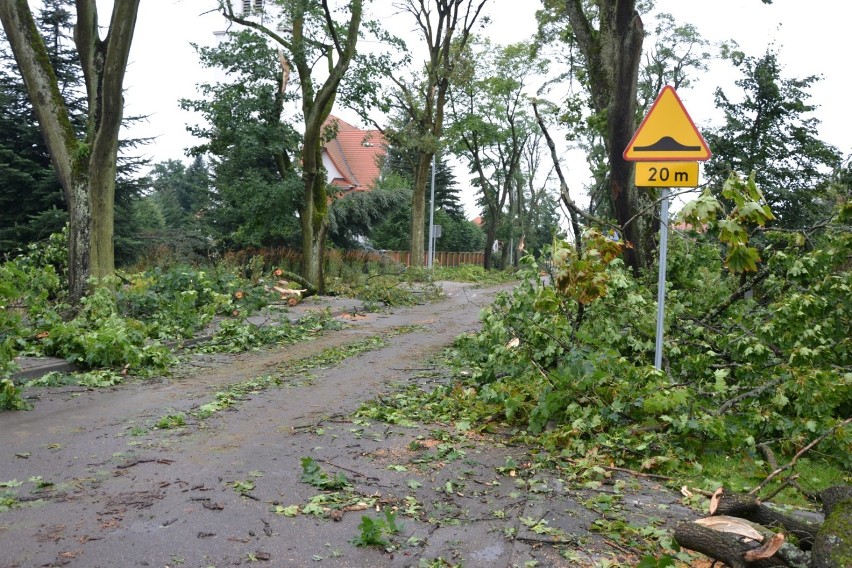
[{"left": 624, "top": 86, "right": 711, "bottom": 162}]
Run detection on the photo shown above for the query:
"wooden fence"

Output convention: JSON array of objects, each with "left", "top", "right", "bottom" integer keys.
[
  {"left": 380, "top": 250, "right": 484, "bottom": 267},
  {"left": 223, "top": 247, "right": 484, "bottom": 269}
]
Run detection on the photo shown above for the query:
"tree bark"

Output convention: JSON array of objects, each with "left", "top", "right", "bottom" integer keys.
[
  {"left": 0, "top": 0, "right": 140, "bottom": 303},
  {"left": 410, "top": 149, "right": 432, "bottom": 268},
  {"left": 812, "top": 496, "right": 852, "bottom": 568},
  {"left": 711, "top": 488, "right": 821, "bottom": 550},
  {"left": 564, "top": 0, "right": 650, "bottom": 274},
  {"left": 695, "top": 486, "right": 852, "bottom": 568},
  {"left": 674, "top": 520, "right": 789, "bottom": 568},
  {"left": 675, "top": 517, "right": 816, "bottom": 568}
]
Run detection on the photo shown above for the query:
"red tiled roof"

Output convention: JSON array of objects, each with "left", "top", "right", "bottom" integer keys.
[{"left": 323, "top": 115, "right": 386, "bottom": 191}]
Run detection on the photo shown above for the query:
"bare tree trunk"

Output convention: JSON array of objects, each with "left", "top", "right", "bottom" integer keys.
[
  {"left": 410, "top": 150, "right": 433, "bottom": 268},
  {"left": 299, "top": 119, "right": 331, "bottom": 293},
  {"left": 483, "top": 220, "right": 497, "bottom": 269},
  {"left": 300, "top": 215, "right": 328, "bottom": 294},
  {"left": 605, "top": 3, "right": 645, "bottom": 273}
]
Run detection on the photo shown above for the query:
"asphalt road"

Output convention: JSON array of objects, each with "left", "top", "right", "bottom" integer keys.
[{"left": 0, "top": 282, "right": 694, "bottom": 567}]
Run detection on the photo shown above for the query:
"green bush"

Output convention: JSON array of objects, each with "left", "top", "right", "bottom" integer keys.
[{"left": 0, "top": 378, "right": 28, "bottom": 411}]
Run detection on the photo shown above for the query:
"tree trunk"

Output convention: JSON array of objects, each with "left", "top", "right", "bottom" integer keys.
[
  {"left": 410, "top": 150, "right": 432, "bottom": 268},
  {"left": 812, "top": 498, "right": 852, "bottom": 568},
  {"left": 300, "top": 213, "right": 328, "bottom": 294},
  {"left": 604, "top": 3, "right": 646, "bottom": 274},
  {"left": 66, "top": 179, "right": 92, "bottom": 302},
  {"left": 0, "top": 0, "right": 139, "bottom": 304},
  {"left": 483, "top": 238, "right": 494, "bottom": 270},
  {"left": 299, "top": 131, "right": 331, "bottom": 294},
  {"left": 565, "top": 0, "right": 650, "bottom": 274},
  {"left": 88, "top": 129, "right": 120, "bottom": 285}
]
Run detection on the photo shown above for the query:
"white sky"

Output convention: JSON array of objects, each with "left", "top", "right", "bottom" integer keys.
[{"left": 120, "top": 0, "right": 852, "bottom": 215}]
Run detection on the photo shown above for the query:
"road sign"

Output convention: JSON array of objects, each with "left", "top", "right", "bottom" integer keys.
[
  {"left": 624, "top": 86, "right": 711, "bottom": 162},
  {"left": 635, "top": 161, "right": 699, "bottom": 187}
]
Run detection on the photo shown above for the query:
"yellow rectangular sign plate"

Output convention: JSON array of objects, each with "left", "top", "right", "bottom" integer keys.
[{"left": 635, "top": 161, "right": 699, "bottom": 187}]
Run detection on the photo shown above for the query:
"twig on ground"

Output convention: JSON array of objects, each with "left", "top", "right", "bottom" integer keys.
[
  {"left": 750, "top": 417, "right": 852, "bottom": 496},
  {"left": 760, "top": 474, "right": 800, "bottom": 502},
  {"left": 115, "top": 458, "right": 174, "bottom": 469},
  {"left": 317, "top": 458, "right": 378, "bottom": 482},
  {"left": 601, "top": 465, "right": 674, "bottom": 482}
]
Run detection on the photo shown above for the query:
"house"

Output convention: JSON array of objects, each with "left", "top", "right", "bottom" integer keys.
[{"left": 322, "top": 116, "right": 386, "bottom": 193}]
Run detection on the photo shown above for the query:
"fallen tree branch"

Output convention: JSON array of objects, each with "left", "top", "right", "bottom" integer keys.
[
  {"left": 272, "top": 270, "right": 317, "bottom": 298},
  {"left": 760, "top": 474, "right": 801, "bottom": 502},
  {"left": 116, "top": 458, "right": 174, "bottom": 469},
  {"left": 717, "top": 376, "right": 786, "bottom": 416},
  {"left": 531, "top": 99, "right": 615, "bottom": 240},
  {"left": 750, "top": 417, "right": 852, "bottom": 497},
  {"left": 601, "top": 465, "right": 675, "bottom": 482},
  {"left": 316, "top": 459, "right": 378, "bottom": 482},
  {"left": 701, "top": 267, "right": 770, "bottom": 323}
]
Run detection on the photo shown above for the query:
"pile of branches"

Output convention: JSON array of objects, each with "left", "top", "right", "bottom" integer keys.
[{"left": 675, "top": 486, "right": 852, "bottom": 567}]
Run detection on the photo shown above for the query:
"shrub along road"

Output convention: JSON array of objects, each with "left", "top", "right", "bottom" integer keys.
[{"left": 0, "top": 282, "right": 695, "bottom": 567}]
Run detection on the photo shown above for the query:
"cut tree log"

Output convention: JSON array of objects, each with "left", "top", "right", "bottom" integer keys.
[
  {"left": 674, "top": 520, "right": 795, "bottom": 568},
  {"left": 683, "top": 486, "right": 852, "bottom": 568},
  {"left": 710, "top": 487, "right": 821, "bottom": 550},
  {"left": 695, "top": 515, "right": 766, "bottom": 542},
  {"left": 676, "top": 516, "right": 813, "bottom": 568}
]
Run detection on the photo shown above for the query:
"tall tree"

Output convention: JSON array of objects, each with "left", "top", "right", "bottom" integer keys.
[
  {"left": 385, "top": 0, "right": 487, "bottom": 268},
  {"left": 0, "top": 0, "right": 139, "bottom": 303},
  {"left": 182, "top": 30, "right": 304, "bottom": 251},
  {"left": 448, "top": 39, "right": 539, "bottom": 269},
  {"left": 220, "top": 0, "right": 363, "bottom": 292},
  {"left": 539, "top": 0, "right": 647, "bottom": 273},
  {"left": 705, "top": 50, "right": 840, "bottom": 229}
]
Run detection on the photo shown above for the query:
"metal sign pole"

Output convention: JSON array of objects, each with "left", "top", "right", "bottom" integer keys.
[
  {"left": 622, "top": 86, "right": 711, "bottom": 371},
  {"left": 654, "top": 187, "right": 670, "bottom": 370}
]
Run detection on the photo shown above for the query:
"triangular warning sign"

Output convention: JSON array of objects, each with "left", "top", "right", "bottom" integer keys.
[{"left": 623, "top": 86, "right": 711, "bottom": 162}]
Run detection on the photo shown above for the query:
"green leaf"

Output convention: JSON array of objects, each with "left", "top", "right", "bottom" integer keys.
[
  {"left": 274, "top": 504, "right": 300, "bottom": 516},
  {"left": 725, "top": 245, "right": 760, "bottom": 273}
]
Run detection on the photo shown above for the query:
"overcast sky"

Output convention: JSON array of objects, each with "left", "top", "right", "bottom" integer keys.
[{"left": 120, "top": 0, "right": 851, "bottom": 213}]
